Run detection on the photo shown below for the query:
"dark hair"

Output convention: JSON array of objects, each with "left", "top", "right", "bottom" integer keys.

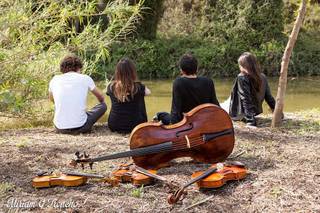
[
  {"left": 60, "top": 55, "right": 83, "bottom": 73},
  {"left": 238, "top": 52, "right": 262, "bottom": 93},
  {"left": 179, "top": 54, "right": 198, "bottom": 75},
  {"left": 113, "top": 58, "right": 138, "bottom": 102}
]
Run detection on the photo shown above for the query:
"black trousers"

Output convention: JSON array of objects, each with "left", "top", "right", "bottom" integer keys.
[{"left": 56, "top": 102, "right": 107, "bottom": 134}]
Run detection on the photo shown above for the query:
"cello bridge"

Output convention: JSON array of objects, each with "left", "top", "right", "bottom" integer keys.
[{"left": 185, "top": 135, "right": 191, "bottom": 149}]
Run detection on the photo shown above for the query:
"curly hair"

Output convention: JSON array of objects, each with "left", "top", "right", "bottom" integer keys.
[{"left": 60, "top": 55, "right": 83, "bottom": 73}]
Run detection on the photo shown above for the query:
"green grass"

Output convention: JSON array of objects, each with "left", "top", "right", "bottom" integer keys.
[
  {"left": 281, "top": 108, "right": 320, "bottom": 135},
  {"left": 0, "top": 182, "right": 15, "bottom": 198},
  {"left": 131, "top": 185, "right": 144, "bottom": 198},
  {"left": 15, "top": 137, "right": 30, "bottom": 148}
]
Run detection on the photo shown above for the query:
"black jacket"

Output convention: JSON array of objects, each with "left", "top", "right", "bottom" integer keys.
[
  {"left": 229, "top": 73, "right": 275, "bottom": 125},
  {"left": 170, "top": 76, "right": 220, "bottom": 123}
]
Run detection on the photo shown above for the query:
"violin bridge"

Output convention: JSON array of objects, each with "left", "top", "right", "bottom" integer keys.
[{"left": 185, "top": 135, "right": 191, "bottom": 149}]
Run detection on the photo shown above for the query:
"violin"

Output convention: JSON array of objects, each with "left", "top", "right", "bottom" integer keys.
[
  {"left": 191, "top": 162, "right": 247, "bottom": 189},
  {"left": 71, "top": 104, "right": 234, "bottom": 169},
  {"left": 167, "top": 161, "right": 247, "bottom": 204},
  {"left": 32, "top": 171, "right": 119, "bottom": 188},
  {"left": 111, "top": 163, "right": 158, "bottom": 186}
]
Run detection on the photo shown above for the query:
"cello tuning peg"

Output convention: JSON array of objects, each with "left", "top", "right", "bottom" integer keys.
[
  {"left": 75, "top": 151, "right": 83, "bottom": 159},
  {"left": 84, "top": 152, "right": 90, "bottom": 159},
  {"left": 75, "top": 151, "right": 80, "bottom": 158}
]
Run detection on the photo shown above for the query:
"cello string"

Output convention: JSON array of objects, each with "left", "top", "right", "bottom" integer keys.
[
  {"left": 172, "top": 138, "right": 205, "bottom": 150},
  {"left": 173, "top": 130, "right": 231, "bottom": 148},
  {"left": 173, "top": 135, "right": 202, "bottom": 146},
  {"left": 132, "top": 131, "right": 230, "bottom": 154},
  {"left": 172, "top": 136, "right": 203, "bottom": 148},
  {"left": 172, "top": 132, "right": 230, "bottom": 150}
]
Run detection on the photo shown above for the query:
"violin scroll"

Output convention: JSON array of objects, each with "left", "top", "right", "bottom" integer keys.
[{"left": 167, "top": 188, "right": 188, "bottom": 204}]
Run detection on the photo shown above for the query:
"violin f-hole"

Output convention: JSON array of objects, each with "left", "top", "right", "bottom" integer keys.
[{"left": 176, "top": 123, "right": 193, "bottom": 137}]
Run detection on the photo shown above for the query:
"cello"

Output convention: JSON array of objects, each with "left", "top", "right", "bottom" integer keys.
[{"left": 71, "top": 104, "right": 234, "bottom": 169}]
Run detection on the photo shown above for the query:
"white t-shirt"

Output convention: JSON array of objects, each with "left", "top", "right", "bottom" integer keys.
[{"left": 49, "top": 72, "right": 96, "bottom": 129}]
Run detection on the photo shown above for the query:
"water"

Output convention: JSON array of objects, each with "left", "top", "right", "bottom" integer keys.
[{"left": 90, "top": 77, "right": 320, "bottom": 121}]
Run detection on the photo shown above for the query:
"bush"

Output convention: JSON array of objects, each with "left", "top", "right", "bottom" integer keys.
[
  {"left": 0, "top": 0, "right": 144, "bottom": 117},
  {"left": 95, "top": 37, "right": 283, "bottom": 79},
  {"left": 98, "top": 32, "right": 319, "bottom": 79},
  {"left": 95, "top": 0, "right": 319, "bottom": 79}
]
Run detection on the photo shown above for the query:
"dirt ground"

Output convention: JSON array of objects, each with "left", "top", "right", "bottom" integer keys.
[{"left": 0, "top": 112, "right": 319, "bottom": 213}]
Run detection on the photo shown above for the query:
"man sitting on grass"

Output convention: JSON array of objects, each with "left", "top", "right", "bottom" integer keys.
[
  {"left": 49, "top": 55, "right": 106, "bottom": 134},
  {"left": 155, "top": 53, "right": 220, "bottom": 124}
]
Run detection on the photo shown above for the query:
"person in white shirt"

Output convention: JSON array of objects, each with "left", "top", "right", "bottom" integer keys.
[{"left": 49, "top": 55, "right": 107, "bottom": 134}]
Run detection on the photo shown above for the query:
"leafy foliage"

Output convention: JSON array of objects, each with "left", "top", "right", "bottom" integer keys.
[
  {"left": 108, "top": 0, "right": 318, "bottom": 79},
  {"left": 105, "top": 37, "right": 285, "bottom": 79},
  {"left": 0, "top": 0, "right": 144, "bottom": 117}
]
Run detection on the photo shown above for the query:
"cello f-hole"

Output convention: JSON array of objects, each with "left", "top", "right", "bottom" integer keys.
[{"left": 176, "top": 123, "right": 193, "bottom": 137}]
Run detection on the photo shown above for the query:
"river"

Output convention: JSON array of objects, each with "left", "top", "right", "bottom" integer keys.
[{"left": 90, "top": 77, "right": 320, "bottom": 120}]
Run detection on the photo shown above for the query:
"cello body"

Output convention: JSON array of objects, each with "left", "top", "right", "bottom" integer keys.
[{"left": 129, "top": 104, "right": 235, "bottom": 169}]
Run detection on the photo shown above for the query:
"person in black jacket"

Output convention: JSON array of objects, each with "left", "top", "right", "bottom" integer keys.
[
  {"left": 228, "top": 52, "right": 276, "bottom": 126},
  {"left": 155, "top": 54, "right": 220, "bottom": 125},
  {"left": 107, "top": 58, "right": 151, "bottom": 133}
]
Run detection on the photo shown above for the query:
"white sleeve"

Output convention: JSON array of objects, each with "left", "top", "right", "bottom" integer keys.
[
  {"left": 87, "top": 76, "right": 96, "bottom": 91},
  {"left": 48, "top": 78, "right": 54, "bottom": 92}
]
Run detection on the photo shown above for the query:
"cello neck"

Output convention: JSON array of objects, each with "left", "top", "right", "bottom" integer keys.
[{"left": 83, "top": 141, "right": 173, "bottom": 163}]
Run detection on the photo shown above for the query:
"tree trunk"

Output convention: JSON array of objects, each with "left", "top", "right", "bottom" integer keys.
[
  {"left": 135, "top": 0, "right": 164, "bottom": 39},
  {"left": 271, "top": 0, "right": 307, "bottom": 127}
]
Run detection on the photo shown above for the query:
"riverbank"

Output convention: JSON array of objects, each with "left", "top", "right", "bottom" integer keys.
[{"left": 0, "top": 111, "right": 319, "bottom": 212}]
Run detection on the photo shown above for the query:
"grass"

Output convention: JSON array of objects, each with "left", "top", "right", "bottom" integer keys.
[
  {"left": 0, "top": 116, "right": 52, "bottom": 131},
  {"left": 0, "top": 110, "right": 319, "bottom": 212},
  {"left": 281, "top": 109, "right": 320, "bottom": 135},
  {"left": 0, "top": 182, "right": 15, "bottom": 198},
  {"left": 15, "top": 137, "right": 30, "bottom": 148},
  {"left": 131, "top": 185, "right": 144, "bottom": 198}
]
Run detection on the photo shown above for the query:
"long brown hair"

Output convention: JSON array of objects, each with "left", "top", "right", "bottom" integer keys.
[
  {"left": 238, "top": 52, "right": 262, "bottom": 93},
  {"left": 112, "top": 58, "right": 138, "bottom": 102}
]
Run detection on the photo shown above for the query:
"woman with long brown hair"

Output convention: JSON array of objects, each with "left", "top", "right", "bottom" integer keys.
[
  {"left": 106, "top": 58, "right": 151, "bottom": 133},
  {"left": 227, "top": 52, "right": 275, "bottom": 126}
]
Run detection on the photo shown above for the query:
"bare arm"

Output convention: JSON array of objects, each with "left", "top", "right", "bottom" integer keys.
[
  {"left": 145, "top": 87, "right": 151, "bottom": 96},
  {"left": 91, "top": 87, "right": 105, "bottom": 103},
  {"left": 49, "top": 92, "right": 54, "bottom": 103}
]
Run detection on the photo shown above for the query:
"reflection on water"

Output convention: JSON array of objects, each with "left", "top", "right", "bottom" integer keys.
[{"left": 90, "top": 77, "right": 320, "bottom": 121}]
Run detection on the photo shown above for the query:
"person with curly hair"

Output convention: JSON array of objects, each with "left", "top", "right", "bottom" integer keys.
[{"left": 49, "top": 55, "right": 107, "bottom": 134}]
